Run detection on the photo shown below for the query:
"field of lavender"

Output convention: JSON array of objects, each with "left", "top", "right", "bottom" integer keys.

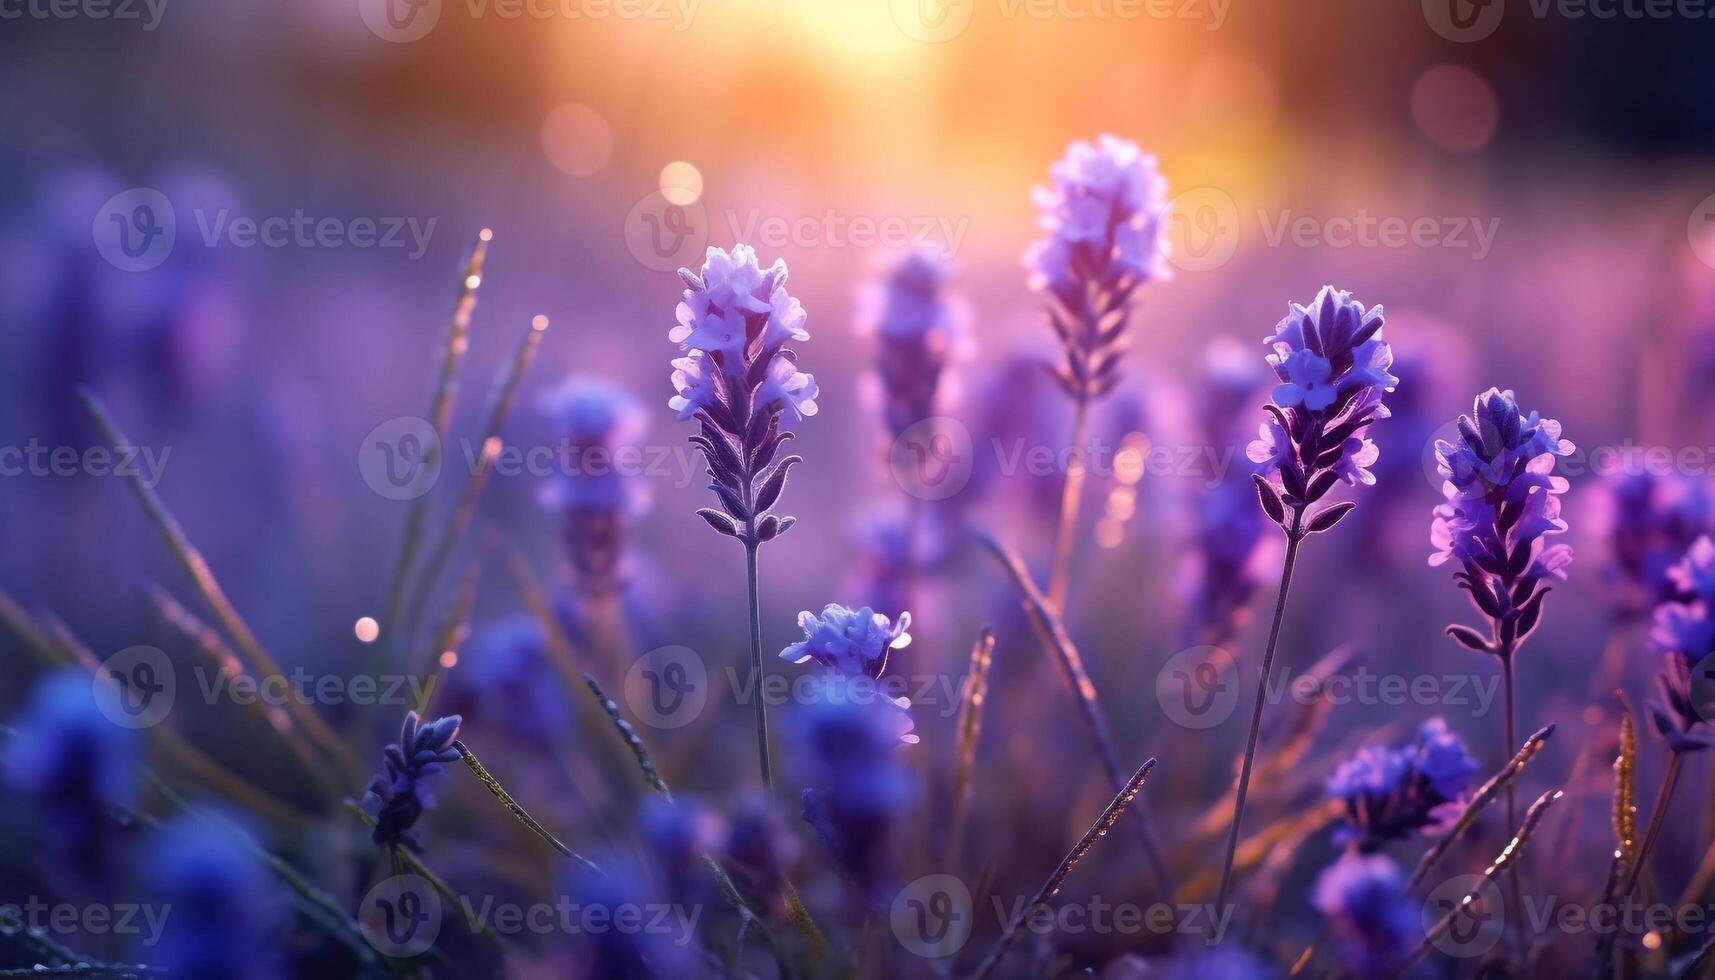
[{"left": 5, "top": 3, "right": 1715, "bottom": 979}]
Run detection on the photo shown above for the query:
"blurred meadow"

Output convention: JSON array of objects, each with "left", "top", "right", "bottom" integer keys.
[{"left": 4, "top": 0, "right": 1715, "bottom": 977}]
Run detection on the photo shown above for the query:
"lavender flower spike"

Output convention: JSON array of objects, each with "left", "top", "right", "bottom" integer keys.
[
  {"left": 864, "top": 247, "right": 963, "bottom": 439},
  {"left": 1216, "top": 286, "right": 1397, "bottom": 916},
  {"left": 1328, "top": 718, "right": 1479, "bottom": 851},
  {"left": 669, "top": 244, "right": 814, "bottom": 793},
  {"left": 1647, "top": 535, "right": 1715, "bottom": 752},
  {"left": 538, "top": 376, "right": 650, "bottom": 597},
  {"left": 671, "top": 244, "right": 813, "bottom": 545},
  {"left": 780, "top": 603, "right": 912, "bottom": 679},
  {"left": 359, "top": 710, "right": 462, "bottom": 852}
]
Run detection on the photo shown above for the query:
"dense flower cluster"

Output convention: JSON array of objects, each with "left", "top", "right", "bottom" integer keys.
[
  {"left": 1248, "top": 286, "right": 1397, "bottom": 534},
  {"left": 779, "top": 602, "right": 913, "bottom": 679},
  {"left": 1432, "top": 388, "right": 1575, "bottom": 657},
  {"left": 538, "top": 376, "right": 650, "bottom": 595},
  {"left": 1026, "top": 135, "right": 1168, "bottom": 402},
  {"left": 670, "top": 245, "right": 814, "bottom": 546},
  {"left": 359, "top": 711, "right": 462, "bottom": 851},
  {"left": 1312, "top": 852, "right": 1418, "bottom": 979},
  {"left": 1327, "top": 717, "right": 1479, "bottom": 849},
  {"left": 1648, "top": 535, "right": 1715, "bottom": 751}
]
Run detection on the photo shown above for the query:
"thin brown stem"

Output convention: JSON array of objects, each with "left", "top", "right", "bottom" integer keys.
[
  {"left": 1625, "top": 750, "right": 1685, "bottom": 898},
  {"left": 1046, "top": 398, "right": 1089, "bottom": 612},
  {"left": 1215, "top": 509, "right": 1303, "bottom": 919}
]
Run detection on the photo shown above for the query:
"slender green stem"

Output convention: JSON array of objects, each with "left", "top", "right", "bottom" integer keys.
[
  {"left": 453, "top": 740, "right": 604, "bottom": 875},
  {"left": 744, "top": 542, "right": 774, "bottom": 795},
  {"left": 1499, "top": 648, "right": 1526, "bottom": 955},
  {"left": 1215, "top": 509, "right": 1303, "bottom": 919},
  {"left": 1046, "top": 398, "right": 1090, "bottom": 612}
]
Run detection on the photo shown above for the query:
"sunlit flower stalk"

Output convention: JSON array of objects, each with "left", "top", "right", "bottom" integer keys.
[
  {"left": 1215, "top": 286, "right": 1397, "bottom": 917},
  {"left": 670, "top": 245, "right": 817, "bottom": 794},
  {"left": 1431, "top": 387, "right": 1575, "bottom": 937},
  {"left": 1026, "top": 135, "right": 1169, "bottom": 610}
]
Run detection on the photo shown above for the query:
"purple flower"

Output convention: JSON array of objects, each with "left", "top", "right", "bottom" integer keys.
[
  {"left": 780, "top": 603, "right": 913, "bottom": 678},
  {"left": 1598, "top": 473, "right": 1715, "bottom": 618},
  {"left": 862, "top": 248, "right": 964, "bottom": 438},
  {"left": 1328, "top": 718, "right": 1478, "bottom": 850},
  {"left": 1433, "top": 389, "right": 1576, "bottom": 658},
  {"left": 4, "top": 671, "right": 139, "bottom": 877},
  {"left": 724, "top": 791, "right": 801, "bottom": 909},
  {"left": 1145, "top": 947, "right": 1278, "bottom": 980},
  {"left": 669, "top": 245, "right": 812, "bottom": 547},
  {"left": 558, "top": 849, "right": 696, "bottom": 978},
  {"left": 442, "top": 616, "right": 572, "bottom": 747},
  {"left": 1647, "top": 537, "right": 1715, "bottom": 751},
  {"left": 638, "top": 795, "right": 726, "bottom": 902},
  {"left": 1248, "top": 287, "right": 1397, "bottom": 531},
  {"left": 359, "top": 711, "right": 461, "bottom": 852},
  {"left": 1312, "top": 852, "right": 1418, "bottom": 979},
  {"left": 792, "top": 677, "right": 916, "bottom": 906},
  {"left": 1026, "top": 135, "right": 1169, "bottom": 402},
  {"left": 142, "top": 811, "right": 283, "bottom": 980},
  {"left": 539, "top": 377, "right": 651, "bottom": 596}
]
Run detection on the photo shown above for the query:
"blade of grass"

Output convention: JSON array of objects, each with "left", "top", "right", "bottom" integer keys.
[
  {"left": 1409, "top": 724, "right": 1557, "bottom": 889},
  {"left": 968, "top": 757, "right": 1158, "bottom": 980},
  {"left": 78, "top": 387, "right": 358, "bottom": 778},
  {"left": 398, "top": 316, "right": 548, "bottom": 650},
  {"left": 383, "top": 229, "right": 492, "bottom": 637},
  {"left": 948, "top": 627, "right": 995, "bottom": 872},
  {"left": 451, "top": 739, "right": 603, "bottom": 875},
  {"left": 976, "top": 530, "right": 1169, "bottom": 894}
]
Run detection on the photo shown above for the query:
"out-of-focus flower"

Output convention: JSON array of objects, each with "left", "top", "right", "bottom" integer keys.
[
  {"left": 1312, "top": 852, "right": 1418, "bottom": 979},
  {"left": 723, "top": 791, "right": 801, "bottom": 910},
  {"left": 779, "top": 603, "right": 912, "bottom": 678},
  {"left": 1026, "top": 135, "right": 1168, "bottom": 402},
  {"left": 538, "top": 377, "right": 651, "bottom": 596},
  {"left": 638, "top": 795, "right": 726, "bottom": 900},
  {"left": 4, "top": 670, "right": 139, "bottom": 877},
  {"left": 1594, "top": 472, "right": 1715, "bottom": 619},
  {"left": 669, "top": 245, "right": 810, "bottom": 547},
  {"left": 1132, "top": 946, "right": 1278, "bottom": 980},
  {"left": 1648, "top": 536, "right": 1715, "bottom": 751},
  {"left": 1248, "top": 287, "right": 1396, "bottom": 533},
  {"left": 1182, "top": 339, "right": 1278, "bottom": 649},
  {"left": 557, "top": 849, "right": 696, "bottom": 979},
  {"left": 1328, "top": 718, "right": 1478, "bottom": 850},
  {"left": 1433, "top": 389, "right": 1576, "bottom": 658},
  {"left": 359, "top": 711, "right": 461, "bottom": 852},
  {"left": 792, "top": 677, "right": 916, "bottom": 905},
  {"left": 142, "top": 811, "right": 283, "bottom": 980},
  {"left": 861, "top": 248, "right": 964, "bottom": 438},
  {"left": 443, "top": 616, "right": 572, "bottom": 747}
]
